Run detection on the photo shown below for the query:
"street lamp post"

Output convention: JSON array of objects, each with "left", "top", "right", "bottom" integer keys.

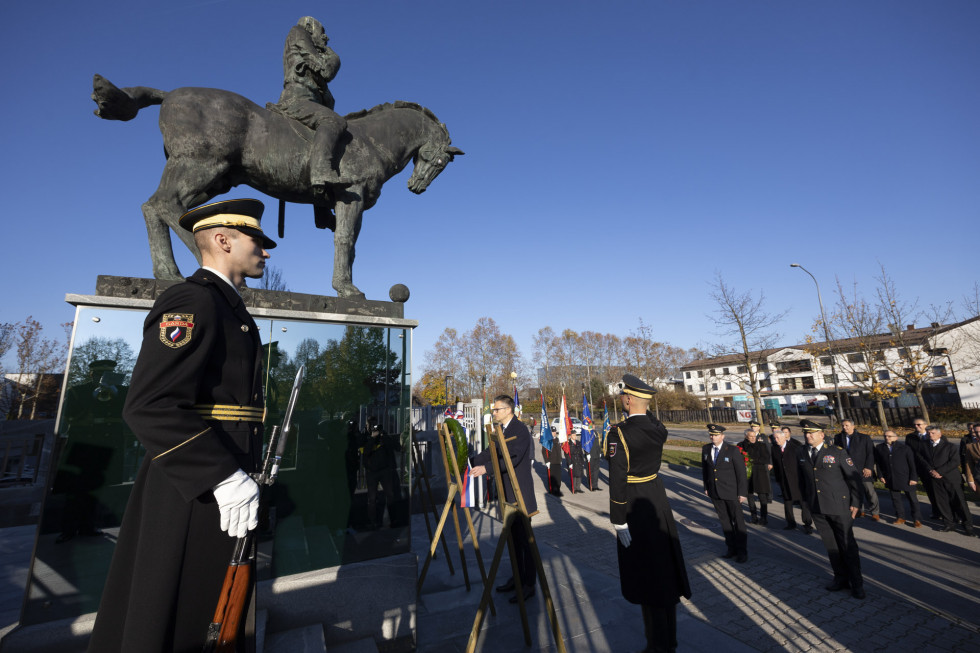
[{"left": 790, "top": 263, "right": 845, "bottom": 423}]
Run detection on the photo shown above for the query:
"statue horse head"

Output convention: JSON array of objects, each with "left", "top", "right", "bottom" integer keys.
[{"left": 408, "top": 140, "right": 465, "bottom": 194}]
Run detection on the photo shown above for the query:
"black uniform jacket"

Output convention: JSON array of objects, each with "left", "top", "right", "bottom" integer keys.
[
  {"left": 608, "top": 412, "right": 691, "bottom": 606},
  {"left": 88, "top": 269, "right": 265, "bottom": 653},
  {"left": 873, "top": 442, "right": 918, "bottom": 491},
  {"left": 916, "top": 437, "right": 963, "bottom": 484},
  {"left": 834, "top": 430, "right": 875, "bottom": 472},
  {"left": 796, "top": 443, "right": 862, "bottom": 517},
  {"left": 702, "top": 442, "right": 748, "bottom": 500},
  {"left": 771, "top": 439, "right": 805, "bottom": 502},
  {"left": 473, "top": 417, "right": 537, "bottom": 515},
  {"left": 737, "top": 439, "right": 772, "bottom": 495}
]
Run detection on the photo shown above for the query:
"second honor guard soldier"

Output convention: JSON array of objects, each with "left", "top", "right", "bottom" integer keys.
[
  {"left": 88, "top": 199, "right": 275, "bottom": 652},
  {"left": 608, "top": 375, "right": 691, "bottom": 653},
  {"left": 796, "top": 419, "right": 866, "bottom": 599},
  {"left": 702, "top": 424, "right": 748, "bottom": 562}
]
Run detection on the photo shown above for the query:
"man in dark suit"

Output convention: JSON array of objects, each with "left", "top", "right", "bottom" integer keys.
[
  {"left": 470, "top": 394, "right": 539, "bottom": 602},
  {"left": 702, "top": 424, "right": 748, "bottom": 562},
  {"left": 772, "top": 427, "right": 813, "bottom": 533},
  {"left": 835, "top": 419, "right": 879, "bottom": 521},
  {"left": 905, "top": 417, "right": 939, "bottom": 518},
  {"left": 918, "top": 426, "right": 975, "bottom": 536},
  {"left": 608, "top": 375, "right": 691, "bottom": 653},
  {"left": 88, "top": 199, "right": 274, "bottom": 652},
  {"left": 797, "top": 419, "right": 866, "bottom": 599},
  {"left": 873, "top": 429, "right": 921, "bottom": 526}
]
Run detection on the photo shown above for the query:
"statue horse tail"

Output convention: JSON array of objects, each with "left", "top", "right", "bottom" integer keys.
[{"left": 91, "top": 74, "right": 168, "bottom": 121}]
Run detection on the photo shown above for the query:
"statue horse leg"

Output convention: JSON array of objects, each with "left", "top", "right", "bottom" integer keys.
[
  {"left": 332, "top": 197, "right": 365, "bottom": 299},
  {"left": 142, "top": 155, "right": 229, "bottom": 279}
]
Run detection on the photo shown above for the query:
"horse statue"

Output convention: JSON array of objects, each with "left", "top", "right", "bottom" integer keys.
[{"left": 91, "top": 74, "right": 463, "bottom": 298}]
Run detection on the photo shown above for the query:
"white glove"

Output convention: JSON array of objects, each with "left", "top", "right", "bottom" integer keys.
[
  {"left": 213, "top": 469, "right": 260, "bottom": 538},
  {"left": 615, "top": 523, "right": 632, "bottom": 548}
]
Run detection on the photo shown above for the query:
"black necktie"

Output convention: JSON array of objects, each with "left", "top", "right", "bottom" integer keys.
[{"left": 810, "top": 447, "right": 818, "bottom": 466}]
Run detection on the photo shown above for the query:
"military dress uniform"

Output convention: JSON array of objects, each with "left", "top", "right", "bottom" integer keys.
[
  {"left": 796, "top": 421, "right": 865, "bottom": 597},
  {"left": 609, "top": 375, "right": 690, "bottom": 653},
  {"left": 703, "top": 426, "right": 749, "bottom": 560},
  {"left": 738, "top": 437, "right": 772, "bottom": 524},
  {"left": 88, "top": 200, "right": 273, "bottom": 653}
]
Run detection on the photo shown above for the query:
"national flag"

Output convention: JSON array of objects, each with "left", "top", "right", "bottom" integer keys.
[
  {"left": 581, "top": 392, "right": 596, "bottom": 454},
  {"left": 558, "top": 393, "right": 571, "bottom": 455},
  {"left": 460, "top": 462, "right": 478, "bottom": 508},
  {"left": 514, "top": 383, "right": 521, "bottom": 415},
  {"left": 444, "top": 406, "right": 454, "bottom": 418},
  {"left": 540, "top": 391, "right": 553, "bottom": 451}
]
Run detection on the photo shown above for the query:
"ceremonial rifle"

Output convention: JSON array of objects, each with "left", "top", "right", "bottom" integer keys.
[{"left": 203, "top": 364, "right": 305, "bottom": 652}]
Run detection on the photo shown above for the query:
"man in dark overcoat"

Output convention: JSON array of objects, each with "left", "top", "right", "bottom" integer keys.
[
  {"left": 905, "top": 417, "right": 939, "bottom": 518},
  {"left": 87, "top": 199, "right": 275, "bottom": 653},
  {"left": 470, "top": 394, "right": 539, "bottom": 603},
  {"left": 835, "top": 419, "right": 879, "bottom": 520},
  {"left": 873, "top": 429, "right": 921, "bottom": 526},
  {"left": 772, "top": 427, "right": 813, "bottom": 533},
  {"left": 608, "top": 375, "right": 691, "bottom": 653},
  {"left": 918, "top": 426, "right": 975, "bottom": 536},
  {"left": 737, "top": 428, "right": 772, "bottom": 525},
  {"left": 797, "top": 420, "right": 866, "bottom": 599},
  {"left": 703, "top": 424, "right": 749, "bottom": 561}
]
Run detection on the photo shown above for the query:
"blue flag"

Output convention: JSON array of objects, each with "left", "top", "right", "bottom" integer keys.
[
  {"left": 539, "top": 391, "right": 553, "bottom": 451},
  {"left": 514, "top": 383, "right": 521, "bottom": 414},
  {"left": 581, "top": 392, "right": 596, "bottom": 454}
]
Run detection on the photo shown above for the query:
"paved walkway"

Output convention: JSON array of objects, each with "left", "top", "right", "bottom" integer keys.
[{"left": 415, "top": 455, "right": 980, "bottom": 652}]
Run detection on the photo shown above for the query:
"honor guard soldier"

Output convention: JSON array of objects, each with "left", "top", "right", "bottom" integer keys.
[
  {"left": 608, "top": 375, "right": 691, "bottom": 653},
  {"left": 88, "top": 199, "right": 275, "bottom": 653},
  {"left": 702, "top": 424, "right": 749, "bottom": 562},
  {"left": 796, "top": 419, "right": 866, "bottom": 599}
]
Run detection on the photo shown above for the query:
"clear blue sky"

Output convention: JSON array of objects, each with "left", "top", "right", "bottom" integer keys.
[{"left": 2, "top": 1, "right": 978, "bottom": 373}]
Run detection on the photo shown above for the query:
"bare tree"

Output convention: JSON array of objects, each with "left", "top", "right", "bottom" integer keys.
[
  {"left": 12, "top": 317, "right": 70, "bottom": 419},
  {"left": 824, "top": 279, "right": 899, "bottom": 428},
  {"left": 257, "top": 265, "right": 288, "bottom": 291},
  {"left": 708, "top": 273, "right": 786, "bottom": 420},
  {"left": 876, "top": 265, "right": 955, "bottom": 424},
  {"left": 425, "top": 327, "right": 466, "bottom": 401}
]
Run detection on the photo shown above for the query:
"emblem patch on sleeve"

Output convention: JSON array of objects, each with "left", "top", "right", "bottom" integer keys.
[
  {"left": 159, "top": 314, "right": 195, "bottom": 348},
  {"left": 608, "top": 442, "right": 617, "bottom": 457}
]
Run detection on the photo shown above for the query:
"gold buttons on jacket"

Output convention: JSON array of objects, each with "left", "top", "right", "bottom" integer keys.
[{"left": 241, "top": 324, "right": 249, "bottom": 332}]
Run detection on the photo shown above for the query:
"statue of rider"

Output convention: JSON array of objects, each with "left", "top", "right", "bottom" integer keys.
[{"left": 268, "top": 16, "right": 352, "bottom": 198}]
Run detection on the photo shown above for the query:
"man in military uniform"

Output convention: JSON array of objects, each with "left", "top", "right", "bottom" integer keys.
[
  {"left": 702, "top": 425, "right": 748, "bottom": 561},
  {"left": 737, "top": 428, "right": 772, "bottom": 525},
  {"left": 608, "top": 375, "right": 691, "bottom": 653},
  {"left": 88, "top": 198, "right": 275, "bottom": 653},
  {"left": 470, "top": 395, "right": 538, "bottom": 603},
  {"left": 796, "top": 419, "right": 866, "bottom": 599},
  {"left": 359, "top": 417, "right": 403, "bottom": 529}
]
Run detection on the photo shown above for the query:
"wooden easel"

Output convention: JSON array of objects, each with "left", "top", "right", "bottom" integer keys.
[
  {"left": 410, "top": 435, "right": 455, "bottom": 576},
  {"left": 416, "top": 423, "right": 496, "bottom": 616},
  {"left": 466, "top": 423, "right": 566, "bottom": 653}
]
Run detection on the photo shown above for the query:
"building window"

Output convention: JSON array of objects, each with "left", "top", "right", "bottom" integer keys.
[
  {"left": 737, "top": 365, "right": 747, "bottom": 373},
  {"left": 819, "top": 356, "right": 832, "bottom": 367},
  {"left": 847, "top": 353, "right": 865, "bottom": 364},
  {"left": 877, "top": 370, "right": 890, "bottom": 381},
  {"left": 759, "top": 379, "right": 772, "bottom": 390},
  {"left": 709, "top": 369, "right": 717, "bottom": 377},
  {"left": 687, "top": 384, "right": 694, "bottom": 393},
  {"left": 933, "top": 365, "right": 947, "bottom": 377},
  {"left": 685, "top": 371, "right": 691, "bottom": 379},
  {"left": 711, "top": 383, "right": 718, "bottom": 391},
  {"left": 697, "top": 371, "right": 704, "bottom": 378},
  {"left": 776, "top": 360, "right": 812, "bottom": 373},
  {"left": 758, "top": 363, "right": 769, "bottom": 372},
  {"left": 853, "top": 372, "right": 868, "bottom": 382},
  {"left": 823, "top": 374, "right": 837, "bottom": 384},
  {"left": 872, "top": 351, "right": 886, "bottom": 362},
  {"left": 698, "top": 384, "right": 705, "bottom": 391},
  {"left": 725, "top": 382, "right": 732, "bottom": 390},
  {"left": 779, "top": 376, "right": 816, "bottom": 391},
  {"left": 722, "top": 367, "right": 730, "bottom": 375}
]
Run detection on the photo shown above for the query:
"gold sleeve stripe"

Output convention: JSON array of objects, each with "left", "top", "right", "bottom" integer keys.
[
  {"left": 153, "top": 427, "right": 212, "bottom": 460},
  {"left": 611, "top": 499, "right": 627, "bottom": 505},
  {"left": 627, "top": 473, "right": 659, "bottom": 483},
  {"left": 620, "top": 436, "right": 630, "bottom": 471},
  {"left": 194, "top": 404, "right": 264, "bottom": 421}
]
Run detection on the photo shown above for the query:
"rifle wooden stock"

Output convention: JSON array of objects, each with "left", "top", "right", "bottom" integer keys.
[{"left": 203, "top": 535, "right": 253, "bottom": 652}]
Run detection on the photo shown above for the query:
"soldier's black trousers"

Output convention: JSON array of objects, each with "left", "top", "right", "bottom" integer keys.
[
  {"left": 813, "top": 513, "right": 862, "bottom": 588},
  {"left": 711, "top": 498, "right": 747, "bottom": 555}
]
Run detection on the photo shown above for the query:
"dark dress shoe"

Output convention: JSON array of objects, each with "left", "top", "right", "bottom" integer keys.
[
  {"left": 509, "top": 586, "right": 535, "bottom": 603},
  {"left": 802, "top": 524, "right": 814, "bottom": 535},
  {"left": 940, "top": 525, "right": 957, "bottom": 533},
  {"left": 851, "top": 587, "right": 866, "bottom": 599},
  {"left": 825, "top": 581, "right": 850, "bottom": 592},
  {"left": 735, "top": 554, "right": 748, "bottom": 563},
  {"left": 750, "top": 516, "right": 760, "bottom": 524},
  {"left": 783, "top": 524, "right": 797, "bottom": 531},
  {"left": 496, "top": 578, "right": 515, "bottom": 593},
  {"left": 721, "top": 550, "right": 736, "bottom": 559},
  {"left": 760, "top": 518, "right": 769, "bottom": 525}
]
